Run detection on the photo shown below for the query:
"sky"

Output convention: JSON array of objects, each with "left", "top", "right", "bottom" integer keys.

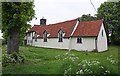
[
  {"left": 0, "top": 0, "right": 107, "bottom": 38},
  {"left": 29, "top": 0, "right": 107, "bottom": 26}
]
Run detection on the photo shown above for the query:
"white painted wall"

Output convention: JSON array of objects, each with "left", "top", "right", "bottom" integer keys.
[
  {"left": 70, "top": 37, "right": 96, "bottom": 51},
  {"left": 97, "top": 23, "right": 108, "bottom": 52},
  {"left": 33, "top": 38, "right": 70, "bottom": 49},
  {"left": 26, "top": 23, "right": 108, "bottom": 52},
  {"left": 27, "top": 32, "right": 35, "bottom": 45}
]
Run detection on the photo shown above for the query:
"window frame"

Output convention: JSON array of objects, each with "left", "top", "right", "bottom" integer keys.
[
  {"left": 58, "top": 30, "right": 64, "bottom": 42},
  {"left": 35, "top": 32, "right": 37, "bottom": 42},
  {"left": 43, "top": 31, "right": 48, "bottom": 42},
  {"left": 77, "top": 37, "right": 82, "bottom": 43},
  {"left": 102, "top": 30, "right": 103, "bottom": 37}
]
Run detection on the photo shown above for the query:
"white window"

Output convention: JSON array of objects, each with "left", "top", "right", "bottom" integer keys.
[
  {"left": 58, "top": 30, "right": 64, "bottom": 42},
  {"left": 102, "top": 30, "right": 103, "bottom": 37},
  {"left": 77, "top": 37, "right": 82, "bottom": 43},
  {"left": 43, "top": 32, "right": 48, "bottom": 42},
  {"left": 35, "top": 32, "right": 37, "bottom": 42}
]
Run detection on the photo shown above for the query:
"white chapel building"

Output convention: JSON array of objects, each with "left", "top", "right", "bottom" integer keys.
[{"left": 26, "top": 18, "right": 108, "bottom": 52}]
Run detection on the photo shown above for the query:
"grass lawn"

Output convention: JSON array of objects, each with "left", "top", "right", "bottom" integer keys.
[{"left": 2, "top": 45, "right": 119, "bottom": 75}]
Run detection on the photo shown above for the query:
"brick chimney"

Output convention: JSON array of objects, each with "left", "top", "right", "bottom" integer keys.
[{"left": 40, "top": 17, "right": 46, "bottom": 25}]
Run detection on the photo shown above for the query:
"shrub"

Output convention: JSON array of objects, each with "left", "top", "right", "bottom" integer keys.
[
  {"left": 2, "top": 52, "right": 25, "bottom": 67},
  {"left": 77, "top": 60, "right": 110, "bottom": 75},
  {"left": 61, "top": 52, "right": 111, "bottom": 75}
]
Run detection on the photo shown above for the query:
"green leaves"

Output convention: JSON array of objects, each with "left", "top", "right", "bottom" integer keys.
[
  {"left": 97, "top": 2, "right": 120, "bottom": 44},
  {"left": 2, "top": 2, "right": 35, "bottom": 45},
  {"left": 79, "top": 14, "right": 97, "bottom": 22},
  {"left": 2, "top": 2, "right": 35, "bottom": 30},
  {"left": 2, "top": 52, "right": 25, "bottom": 67}
]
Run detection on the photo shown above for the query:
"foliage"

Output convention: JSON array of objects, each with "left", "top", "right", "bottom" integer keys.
[
  {"left": 2, "top": 2, "right": 34, "bottom": 33},
  {"left": 0, "top": 3, "right": 2, "bottom": 29},
  {"left": 97, "top": 2, "right": 120, "bottom": 45},
  {"left": 79, "top": 14, "right": 98, "bottom": 21},
  {"left": 2, "top": 2, "right": 35, "bottom": 53},
  {"left": 19, "top": 23, "right": 31, "bottom": 45},
  {"left": 61, "top": 52, "right": 110, "bottom": 75},
  {"left": 61, "top": 52, "right": 79, "bottom": 74},
  {"left": 2, "top": 45, "right": 118, "bottom": 74},
  {"left": 2, "top": 52, "right": 25, "bottom": 67}
]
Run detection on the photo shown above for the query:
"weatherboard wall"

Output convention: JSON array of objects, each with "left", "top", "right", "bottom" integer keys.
[
  {"left": 26, "top": 21, "right": 108, "bottom": 52},
  {"left": 27, "top": 32, "right": 33, "bottom": 45},
  {"left": 33, "top": 38, "right": 70, "bottom": 49},
  {"left": 97, "top": 23, "right": 108, "bottom": 52},
  {"left": 70, "top": 37, "right": 96, "bottom": 51}
]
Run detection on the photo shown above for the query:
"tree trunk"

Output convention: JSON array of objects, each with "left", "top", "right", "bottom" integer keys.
[{"left": 7, "top": 27, "right": 20, "bottom": 54}]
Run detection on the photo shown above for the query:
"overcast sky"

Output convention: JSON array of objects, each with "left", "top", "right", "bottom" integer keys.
[
  {"left": 30, "top": 0, "right": 107, "bottom": 25},
  {"left": 0, "top": 0, "right": 108, "bottom": 38}
]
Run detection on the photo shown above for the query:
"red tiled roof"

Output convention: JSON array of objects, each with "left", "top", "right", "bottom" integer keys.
[
  {"left": 28, "top": 19, "right": 103, "bottom": 38},
  {"left": 72, "top": 20, "right": 103, "bottom": 37},
  {"left": 29, "top": 19, "right": 77, "bottom": 38}
]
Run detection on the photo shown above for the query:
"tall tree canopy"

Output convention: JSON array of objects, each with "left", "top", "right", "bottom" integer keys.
[
  {"left": 79, "top": 14, "right": 97, "bottom": 21},
  {"left": 97, "top": 1, "right": 120, "bottom": 45},
  {"left": 2, "top": 2, "right": 35, "bottom": 54}
]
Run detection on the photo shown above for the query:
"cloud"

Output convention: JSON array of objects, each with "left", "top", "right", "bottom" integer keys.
[{"left": 30, "top": 0, "right": 107, "bottom": 25}]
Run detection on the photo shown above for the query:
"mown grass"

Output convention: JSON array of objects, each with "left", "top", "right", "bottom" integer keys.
[{"left": 2, "top": 45, "right": 119, "bottom": 75}]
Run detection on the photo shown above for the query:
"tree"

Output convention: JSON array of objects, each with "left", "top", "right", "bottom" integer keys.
[
  {"left": 97, "top": 2, "right": 120, "bottom": 45},
  {"left": 0, "top": 3, "right": 2, "bottom": 29},
  {"left": 79, "top": 14, "right": 98, "bottom": 21},
  {"left": 2, "top": 2, "right": 35, "bottom": 54}
]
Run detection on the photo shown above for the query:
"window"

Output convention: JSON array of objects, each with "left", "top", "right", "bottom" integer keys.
[
  {"left": 77, "top": 37, "right": 82, "bottom": 43},
  {"left": 58, "top": 30, "right": 63, "bottom": 42},
  {"left": 44, "top": 32, "right": 47, "bottom": 42},
  {"left": 102, "top": 30, "right": 103, "bottom": 37},
  {"left": 35, "top": 32, "right": 37, "bottom": 42}
]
